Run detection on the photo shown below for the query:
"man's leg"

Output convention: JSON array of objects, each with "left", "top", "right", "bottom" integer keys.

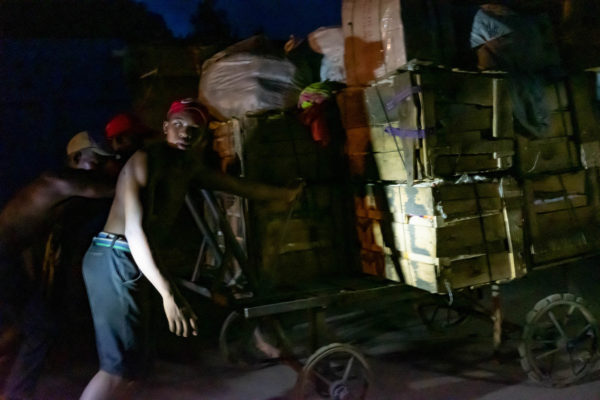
[{"left": 2, "top": 292, "right": 55, "bottom": 400}]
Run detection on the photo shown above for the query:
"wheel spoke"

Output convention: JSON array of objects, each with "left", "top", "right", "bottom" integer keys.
[
  {"left": 310, "top": 368, "right": 333, "bottom": 387},
  {"left": 571, "top": 323, "right": 595, "bottom": 346},
  {"left": 342, "top": 356, "right": 355, "bottom": 381},
  {"left": 430, "top": 306, "right": 440, "bottom": 324},
  {"left": 530, "top": 338, "right": 557, "bottom": 345},
  {"left": 534, "top": 345, "right": 562, "bottom": 361},
  {"left": 568, "top": 350, "right": 588, "bottom": 376},
  {"left": 562, "top": 304, "right": 576, "bottom": 327},
  {"left": 548, "top": 311, "right": 567, "bottom": 339}
]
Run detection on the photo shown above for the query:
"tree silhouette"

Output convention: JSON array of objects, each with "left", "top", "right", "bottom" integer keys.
[
  {"left": 0, "top": 0, "right": 173, "bottom": 42},
  {"left": 187, "top": 0, "right": 235, "bottom": 45}
]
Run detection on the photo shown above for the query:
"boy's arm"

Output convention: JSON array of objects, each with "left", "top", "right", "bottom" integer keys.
[
  {"left": 194, "top": 167, "right": 303, "bottom": 203},
  {"left": 121, "top": 152, "right": 198, "bottom": 337}
]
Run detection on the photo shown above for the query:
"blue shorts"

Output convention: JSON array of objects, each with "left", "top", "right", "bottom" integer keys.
[{"left": 82, "top": 233, "right": 154, "bottom": 379}]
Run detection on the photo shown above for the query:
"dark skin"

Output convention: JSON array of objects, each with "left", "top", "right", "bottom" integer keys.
[{"left": 0, "top": 169, "right": 114, "bottom": 253}]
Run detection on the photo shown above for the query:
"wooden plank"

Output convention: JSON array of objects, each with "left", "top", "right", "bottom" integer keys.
[
  {"left": 548, "top": 111, "right": 574, "bottom": 137},
  {"left": 530, "top": 170, "right": 586, "bottom": 193},
  {"left": 365, "top": 72, "right": 420, "bottom": 127},
  {"left": 360, "top": 249, "right": 401, "bottom": 282},
  {"left": 544, "top": 80, "right": 569, "bottom": 111},
  {"left": 384, "top": 182, "right": 503, "bottom": 217},
  {"left": 532, "top": 195, "right": 587, "bottom": 213},
  {"left": 516, "top": 135, "right": 579, "bottom": 175},
  {"left": 240, "top": 112, "right": 310, "bottom": 143},
  {"left": 372, "top": 151, "right": 409, "bottom": 182},
  {"left": 493, "top": 77, "right": 514, "bottom": 138},
  {"left": 336, "top": 87, "right": 369, "bottom": 130},
  {"left": 445, "top": 130, "right": 483, "bottom": 144},
  {"left": 429, "top": 138, "right": 514, "bottom": 157},
  {"left": 400, "top": 252, "right": 516, "bottom": 293},
  {"left": 526, "top": 170, "right": 588, "bottom": 212},
  {"left": 570, "top": 72, "right": 600, "bottom": 141},
  {"left": 392, "top": 213, "right": 507, "bottom": 258},
  {"left": 435, "top": 103, "right": 493, "bottom": 133},
  {"left": 535, "top": 205, "right": 595, "bottom": 233},
  {"left": 355, "top": 216, "right": 386, "bottom": 252},
  {"left": 433, "top": 154, "right": 512, "bottom": 176},
  {"left": 531, "top": 228, "right": 600, "bottom": 265},
  {"left": 418, "top": 69, "right": 499, "bottom": 106},
  {"left": 346, "top": 153, "right": 379, "bottom": 180},
  {"left": 345, "top": 127, "right": 372, "bottom": 154},
  {"left": 499, "top": 177, "right": 527, "bottom": 278}
]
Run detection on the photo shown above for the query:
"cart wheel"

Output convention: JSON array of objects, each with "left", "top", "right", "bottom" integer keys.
[
  {"left": 219, "top": 311, "right": 260, "bottom": 367},
  {"left": 294, "top": 343, "right": 371, "bottom": 400},
  {"left": 417, "top": 301, "right": 469, "bottom": 332},
  {"left": 518, "top": 293, "right": 599, "bottom": 386}
]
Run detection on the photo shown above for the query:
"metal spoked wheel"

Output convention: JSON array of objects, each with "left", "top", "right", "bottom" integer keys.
[
  {"left": 518, "top": 293, "right": 599, "bottom": 386},
  {"left": 294, "top": 343, "right": 371, "bottom": 400},
  {"left": 218, "top": 310, "right": 261, "bottom": 367}
]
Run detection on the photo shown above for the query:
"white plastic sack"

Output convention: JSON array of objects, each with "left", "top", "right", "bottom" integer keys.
[
  {"left": 199, "top": 52, "right": 301, "bottom": 120},
  {"left": 308, "top": 26, "right": 346, "bottom": 83}
]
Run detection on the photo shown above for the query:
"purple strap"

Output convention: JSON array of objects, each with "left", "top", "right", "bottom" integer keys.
[
  {"left": 384, "top": 126, "right": 434, "bottom": 139},
  {"left": 385, "top": 86, "right": 422, "bottom": 111}
]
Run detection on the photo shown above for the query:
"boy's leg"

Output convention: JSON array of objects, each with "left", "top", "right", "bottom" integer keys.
[{"left": 80, "top": 370, "right": 136, "bottom": 400}]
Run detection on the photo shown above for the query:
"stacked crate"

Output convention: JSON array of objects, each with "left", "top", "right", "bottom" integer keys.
[
  {"left": 523, "top": 170, "right": 600, "bottom": 264},
  {"left": 384, "top": 179, "right": 525, "bottom": 293},
  {"left": 364, "top": 67, "right": 515, "bottom": 181},
  {"left": 338, "top": 65, "right": 527, "bottom": 293},
  {"left": 515, "top": 79, "right": 579, "bottom": 175},
  {"left": 210, "top": 111, "right": 351, "bottom": 292},
  {"left": 515, "top": 76, "right": 600, "bottom": 265}
]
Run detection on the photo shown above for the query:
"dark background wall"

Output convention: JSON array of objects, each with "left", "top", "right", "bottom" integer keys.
[{"left": 0, "top": 39, "right": 132, "bottom": 206}]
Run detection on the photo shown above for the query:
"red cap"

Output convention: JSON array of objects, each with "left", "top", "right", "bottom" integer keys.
[
  {"left": 167, "top": 98, "right": 209, "bottom": 125},
  {"left": 105, "top": 113, "right": 147, "bottom": 139}
]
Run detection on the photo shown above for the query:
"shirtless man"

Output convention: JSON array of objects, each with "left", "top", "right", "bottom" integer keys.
[
  {"left": 0, "top": 131, "right": 114, "bottom": 400},
  {"left": 80, "top": 99, "right": 302, "bottom": 400}
]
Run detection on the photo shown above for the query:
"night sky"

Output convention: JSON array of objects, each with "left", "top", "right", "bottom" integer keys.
[{"left": 137, "top": 0, "right": 342, "bottom": 39}]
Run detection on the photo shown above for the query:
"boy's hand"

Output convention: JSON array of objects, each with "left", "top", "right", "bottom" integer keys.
[
  {"left": 286, "top": 179, "right": 306, "bottom": 204},
  {"left": 163, "top": 292, "right": 198, "bottom": 337}
]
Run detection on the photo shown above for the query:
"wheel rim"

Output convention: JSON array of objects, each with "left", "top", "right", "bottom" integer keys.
[
  {"left": 519, "top": 293, "right": 599, "bottom": 386},
  {"left": 294, "top": 343, "right": 371, "bottom": 400},
  {"left": 218, "top": 311, "right": 260, "bottom": 366}
]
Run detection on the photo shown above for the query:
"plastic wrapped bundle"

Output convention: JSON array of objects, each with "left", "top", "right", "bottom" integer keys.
[
  {"left": 199, "top": 52, "right": 302, "bottom": 121},
  {"left": 308, "top": 26, "right": 346, "bottom": 83}
]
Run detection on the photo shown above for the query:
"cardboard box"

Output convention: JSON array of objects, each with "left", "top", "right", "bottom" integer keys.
[{"left": 342, "top": 0, "right": 456, "bottom": 85}]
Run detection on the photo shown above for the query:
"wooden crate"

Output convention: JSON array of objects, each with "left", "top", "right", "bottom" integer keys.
[
  {"left": 364, "top": 68, "right": 513, "bottom": 137},
  {"left": 342, "top": 0, "right": 456, "bottom": 86},
  {"left": 391, "top": 213, "right": 508, "bottom": 258},
  {"left": 400, "top": 252, "right": 515, "bottom": 293},
  {"left": 363, "top": 68, "right": 514, "bottom": 180},
  {"left": 357, "top": 178, "right": 526, "bottom": 291},
  {"left": 238, "top": 111, "right": 342, "bottom": 184},
  {"left": 336, "top": 87, "right": 369, "bottom": 130},
  {"left": 359, "top": 248, "right": 401, "bottom": 282},
  {"left": 384, "top": 181, "right": 503, "bottom": 219},
  {"left": 523, "top": 168, "right": 600, "bottom": 265},
  {"left": 516, "top": 135, "right": 579, "bottom": 175}
]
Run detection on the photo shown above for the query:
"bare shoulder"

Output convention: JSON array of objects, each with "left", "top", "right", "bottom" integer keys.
[{"left": 119, "top": 149, "right": 149, "bottom": 187}]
